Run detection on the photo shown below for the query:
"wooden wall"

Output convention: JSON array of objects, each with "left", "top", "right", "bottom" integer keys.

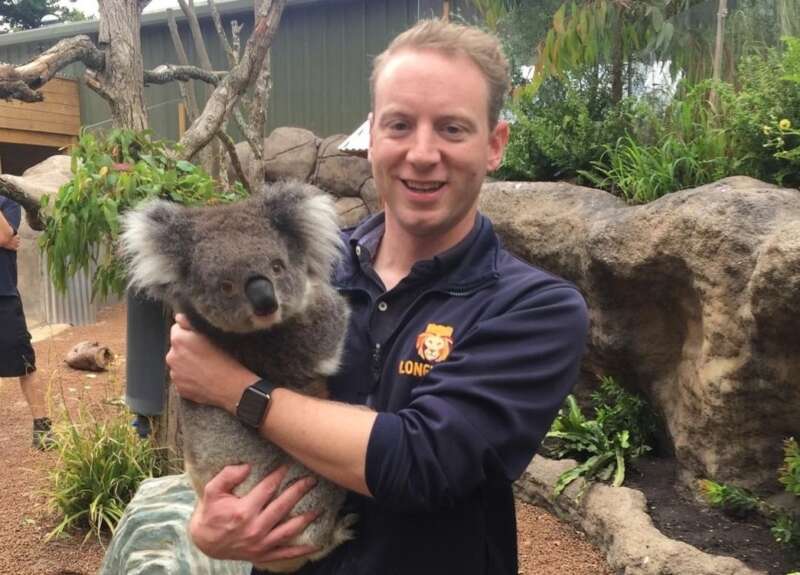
[{"left": 0, "top": 78, "right": 79, "bottom": 149}]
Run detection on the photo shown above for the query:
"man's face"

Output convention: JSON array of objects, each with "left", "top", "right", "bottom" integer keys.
[{"left": 369, "top": 49, "right": 508, "bottom": 248}]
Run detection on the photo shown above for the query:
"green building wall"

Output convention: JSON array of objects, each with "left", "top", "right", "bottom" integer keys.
[{"left": 0, "top": 0, "right": 477, "bottom": 141}]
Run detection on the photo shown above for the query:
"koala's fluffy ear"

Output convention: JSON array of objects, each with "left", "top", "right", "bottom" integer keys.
[
  {"left": 264, "top": 182, "right": 343, "bottom": 280},
  {"left": 119, "top": 200, "right": 190, "bottom": 298}
]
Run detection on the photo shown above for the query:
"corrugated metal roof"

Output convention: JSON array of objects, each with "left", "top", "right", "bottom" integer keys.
[
  {"left": 0, "top": 0, "right": 321, "bottom": 47},
  {"left": 339, "top": 118, "right": 369, "bottom": 156}
]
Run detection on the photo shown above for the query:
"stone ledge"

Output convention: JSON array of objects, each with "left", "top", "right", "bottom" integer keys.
[{"left": 514, "top": 456, "right": 765, "bottom": 575}]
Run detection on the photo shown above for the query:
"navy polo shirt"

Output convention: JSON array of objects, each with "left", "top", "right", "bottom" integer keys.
[
  {"left": 0, "top": 197, "right": 21, "bottom": 296},
  {"left": 287, "top": 212, "right": 588, "bottom": 575}
]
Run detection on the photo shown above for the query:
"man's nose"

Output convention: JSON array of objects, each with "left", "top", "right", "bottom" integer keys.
[{"left": 406, "top": 127, "right": 441, "bottom": 166}]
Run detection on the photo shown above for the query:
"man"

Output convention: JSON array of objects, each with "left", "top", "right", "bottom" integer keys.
[
  {"left": 0, "top": 196, "right": 52, "bottom": 449},
  {"left": 167, "top": 19, "right": 588, "bottom": 574}
]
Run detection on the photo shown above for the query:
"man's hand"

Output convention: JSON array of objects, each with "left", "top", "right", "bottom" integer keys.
[
  {"left": 190, "top": 463, "right": 321, "bottom": 564},
  {"left": 1, "top": 234, "right": 19, "bottom": 251},
  {"left": 167, "top": 313, "right": 257, "bottom": 413}
]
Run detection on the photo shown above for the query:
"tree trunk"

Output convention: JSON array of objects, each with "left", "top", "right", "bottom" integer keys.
[
  {"left": 710, "top": 0, "right": 728, "bottom": 111},
  {"left": 611, "top": 12, "right": 624, "bottom": 104},
  {"left": 96, "top": 0, "right": 148, "bottom": 130}
]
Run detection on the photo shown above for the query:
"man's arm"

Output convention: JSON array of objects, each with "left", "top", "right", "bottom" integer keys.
[
  {"left": 168, "top": 314, "right": 377, "bottom": 496},
  {"left": 168, "top": 284, "right": 587, "bottom": 508},
  {"left": 0, "top": 209, "right": 18, "bottom": 249}
]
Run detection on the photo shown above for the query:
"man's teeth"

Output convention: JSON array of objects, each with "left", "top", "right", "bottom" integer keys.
[{"left": 404, "top": 180, "right": 444, "bottom": 192}]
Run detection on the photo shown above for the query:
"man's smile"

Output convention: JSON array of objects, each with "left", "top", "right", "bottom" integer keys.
[{"left": 401, "top": 179, "right": 446, "bottom": 193}]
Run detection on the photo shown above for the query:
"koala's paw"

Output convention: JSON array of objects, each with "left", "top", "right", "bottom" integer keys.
[{"left": 333, "top": 513, "right": 359, "bottom": 545}]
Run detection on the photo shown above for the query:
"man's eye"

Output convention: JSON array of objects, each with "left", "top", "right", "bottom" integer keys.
[
  {"left": 443, "top": 124, "right": 465, "bottom": 137},
  {"left": 388, "top": 122, "right": 409, "bottom": 133}
]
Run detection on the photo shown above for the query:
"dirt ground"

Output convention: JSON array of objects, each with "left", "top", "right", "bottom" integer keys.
[{"left": 0, "top": 302, "right": 612, "bottom": 575}]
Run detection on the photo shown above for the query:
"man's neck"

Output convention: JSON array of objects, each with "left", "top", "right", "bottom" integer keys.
[{"left": 373, "top": 215, "right": 476, "bottom": 291}]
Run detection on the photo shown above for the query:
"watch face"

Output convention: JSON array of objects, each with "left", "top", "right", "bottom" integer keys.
[{"left": 237, "top": 385, "right": 270, "bottom": 428}]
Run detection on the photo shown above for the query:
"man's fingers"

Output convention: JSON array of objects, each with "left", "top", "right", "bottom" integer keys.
[
  {"left": 262, "top": 476, "right": 317, "bottom": 522},
  {"left": 174, "top": 313, "right": 194, "bottom": 330},
  {"left": 256, "top": 543, "right": 319, "bottom": 564},
  {"left": 260, "top": 510, "right": 321, "bottom": 549},
  {"left": 204, "top": 464, "right": 251, "bottom": 498},
  {"left": 244, "top": 465, "right": 290, "bottom": 511}
]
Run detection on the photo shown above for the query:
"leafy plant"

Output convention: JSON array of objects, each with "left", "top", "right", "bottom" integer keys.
[
  {"left": 47, "top": 405, "right": 167, "bottom": 542},
  {"left": 39, "top": 129, "right": 247, "bottom": 299},
  {"left": 771, "top": 513, "right": 800, "bottom": 548},
  {"left": 698, "top": 480, "right": 762, "bottom": 518},
  {"left": 779, "top": 437, "right": 800, "bottom": 497},
  {"left": 545, "top": 376, "right": 655, "bottom": 495},
  {"left": 700, "top": 437, "right": 800, "bottom": 553}
]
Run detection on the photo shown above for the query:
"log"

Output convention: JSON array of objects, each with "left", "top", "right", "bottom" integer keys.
[{"left": 65, "top": 341, "right": 114, "bottom": 372}]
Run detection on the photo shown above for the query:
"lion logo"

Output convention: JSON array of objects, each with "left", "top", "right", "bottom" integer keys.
[{"left": 415, "top": 323, "right": 454, "bottom": 363}]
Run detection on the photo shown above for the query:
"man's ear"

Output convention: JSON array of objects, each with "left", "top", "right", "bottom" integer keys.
[
  {"left": 486, "top": 120, "right": 510, "bottom": 172},
  {"left": 119, "top": 200, "right": 189, "bottom": 297}
]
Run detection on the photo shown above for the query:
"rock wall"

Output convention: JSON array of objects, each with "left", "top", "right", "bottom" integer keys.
[
  {"left": 232, "top": 127, "right": 380, "bottom": 228},
  {"left": 480, "top": 178, "right": 800, "bottom": 490}
]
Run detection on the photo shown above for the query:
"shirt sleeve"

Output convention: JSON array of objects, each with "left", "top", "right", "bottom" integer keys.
[{"left": 365, "top": 285, "right": 588, "bottom": 511}]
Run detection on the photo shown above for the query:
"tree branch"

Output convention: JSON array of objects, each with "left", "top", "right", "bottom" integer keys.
[
  {"left": 208, "top": 0, "right": 238, "bottom": 69},
  {"left": 0, "top": 177, "right": 45, "bottom": 231},
  {"left": 177, "top": 0, "right": 287, "bottom": 161},
  {"left": 216, "top": 130, "right": 252, "bottom": 194},
  {"left": 0, "top": 36, "right": 104, "bottom": 101},
  {"left": 143, "top": 65, "right": 224, "bottom": 86}
]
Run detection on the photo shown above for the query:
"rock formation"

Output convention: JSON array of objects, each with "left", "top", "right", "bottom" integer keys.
[{"left": 481, "top": 178, "right": 800, "bottom": 490}]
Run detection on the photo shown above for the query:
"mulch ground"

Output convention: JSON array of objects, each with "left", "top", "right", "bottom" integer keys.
[
  {"left": 0, "top": 302, "right": 612, "bottom": 574},
  {"left": 9, "top": 304, "right": 794, "bottom": 574},
  {"left": 627, "top": 457, "right": 800, "bottom": 575}
]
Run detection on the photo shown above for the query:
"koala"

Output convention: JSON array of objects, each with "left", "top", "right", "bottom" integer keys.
[{"left": 119, "top": 181, "right": 354, "bottom": 573}]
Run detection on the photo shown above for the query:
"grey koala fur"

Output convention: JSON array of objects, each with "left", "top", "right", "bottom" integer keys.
[{"left": 119, "top": 181, "right": 353, "bottom": 573}]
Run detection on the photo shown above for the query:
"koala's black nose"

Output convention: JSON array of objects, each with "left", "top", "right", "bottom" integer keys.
[{"left": 245, "top": 276, "right": 278, "bottom": 316}]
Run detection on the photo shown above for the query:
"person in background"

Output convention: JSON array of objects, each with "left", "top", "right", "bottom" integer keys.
[
  {"left": 0, "top": 196, "right": 51, "bottom": 450},
  {"left": 167, "top": 19, "right": 589, "bottom": 574}
]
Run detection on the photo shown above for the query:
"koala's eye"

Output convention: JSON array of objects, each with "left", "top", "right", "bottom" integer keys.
[
  {"left": 271, "top": 260, "right": 285, "bottom": 275},
  {"left": 220, "top": 280, "right": 235, "bottom": 295}
]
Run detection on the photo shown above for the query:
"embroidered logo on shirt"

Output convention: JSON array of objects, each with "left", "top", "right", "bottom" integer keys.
[
  {"left": 398, "top": 323, "right": 454, "bottom": 377},
  {"left": 416, "top": 323, "right": 454, "bottom": 363}
]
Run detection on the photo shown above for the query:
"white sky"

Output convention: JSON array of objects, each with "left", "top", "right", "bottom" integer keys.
[{"left": 63, "top": 0, "right": 200, "bottom": 18}]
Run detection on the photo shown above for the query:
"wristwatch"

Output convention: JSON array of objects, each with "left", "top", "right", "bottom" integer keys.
[{"left": 236, "top": 378, "right": 277, "bottom": 429}]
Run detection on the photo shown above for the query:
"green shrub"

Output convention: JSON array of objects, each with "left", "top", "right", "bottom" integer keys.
[
  {"left": 495, "top": 76, "right": 631, "bottom": 182},
  {"left": 545, "top": 376, "right": 655, "bottom": 495},
  {"left": 47, "top": 406, "right": 167, "bottom": 542},
  {"left": 700, "top": 437, "right": 800, "bottom": 552},
  {"left": 779, "top": 437, "right": 800, "bottom": 496},
  {"left": 698, "top": 480, "right": 762, "bottom": 518},
  {"left": 40, "top": 129, "right": 247, "bottom": 299}
]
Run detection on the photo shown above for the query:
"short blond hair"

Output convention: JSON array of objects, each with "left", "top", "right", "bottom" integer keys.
[{"left": 370, "top": 19, "right": 510, "bottom": 128}]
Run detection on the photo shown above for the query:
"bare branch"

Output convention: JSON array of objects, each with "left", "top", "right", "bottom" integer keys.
[
  {"left": 178, "top": 0, "right": 287, "bottom": 161},
  {"left": 167, "top": 9, "right": 200, "bottom": 122},
  {"left": 208, "top": 0, "right": 238, "bottom": 69},
  {"left": 84, "top": 69, "right": 115, "bottom": 104},
  {"left": 234, "top": 108, "right": 262, "bottom": 154},
  {"left": 0, "top": 177, "right": 45, "bottom": 231},
  {"left": 177, "top": 0, "right": 215, "bottom": 72},
  {"left": 0, "top": 36, "right": 103, "bottom": 101},
  {"left": 216, "top": 131, "right": 252, "bottom": 194},
  {"left": 144, "top": 65, "right": 224, "bottom": 86}
]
